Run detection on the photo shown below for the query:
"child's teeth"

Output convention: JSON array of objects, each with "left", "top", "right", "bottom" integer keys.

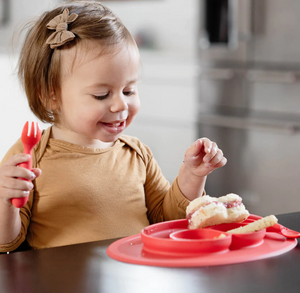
[{"left": 107, "top": 122, "right": 121, "bottom": 127}]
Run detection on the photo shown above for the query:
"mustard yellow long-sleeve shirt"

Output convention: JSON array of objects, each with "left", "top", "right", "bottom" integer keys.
[{"left": 0, "top": 127, "right": 190, "bottom": 252}]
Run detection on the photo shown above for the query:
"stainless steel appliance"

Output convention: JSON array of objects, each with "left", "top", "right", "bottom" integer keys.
[{"left": 198, "top": 0, "right": 300, "bottom": 216}]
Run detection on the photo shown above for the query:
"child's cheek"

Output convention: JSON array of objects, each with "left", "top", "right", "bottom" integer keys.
[{"left": 130, "top": 98, "right": 141, "bottom": 116}]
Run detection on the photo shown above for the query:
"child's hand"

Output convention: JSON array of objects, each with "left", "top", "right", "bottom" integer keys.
[
  {"left": 0, "top": 154, "right": 41, "bottom": 206},
  {"left": 183, "top": 138, "right": 227, "bottom": 178}
]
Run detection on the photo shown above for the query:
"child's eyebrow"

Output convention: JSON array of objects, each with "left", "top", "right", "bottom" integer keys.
[
  {"left": 86, "top": 83, "right": 110, "bottom": 89},
  {"left": 86, "top": 79, "right": 139, "bottom": 89}
]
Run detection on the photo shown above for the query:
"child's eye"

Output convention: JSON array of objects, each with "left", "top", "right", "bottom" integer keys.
[
  {"left": 93, "top": 94, "right": 109, "bottom": 100},
  {"left": 123, "top": 91, "right": 135, "bottom": 96}
]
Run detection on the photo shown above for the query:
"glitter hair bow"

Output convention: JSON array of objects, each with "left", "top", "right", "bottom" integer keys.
[{"left": 46, "top": 8, "right": 78, "bottom": 49}]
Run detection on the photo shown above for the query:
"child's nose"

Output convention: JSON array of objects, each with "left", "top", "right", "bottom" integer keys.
[{"left": 110, "top": 94, "right": 128, "bottom": 113}]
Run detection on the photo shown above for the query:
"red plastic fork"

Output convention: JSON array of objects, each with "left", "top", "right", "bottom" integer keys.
[{"left": 11, "top": 121, "right": 42, "bottom": 208}]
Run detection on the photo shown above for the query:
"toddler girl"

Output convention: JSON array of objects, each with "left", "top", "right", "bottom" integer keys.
[{"left": 0, "top": 1, "right": 226, "bottom": 252}]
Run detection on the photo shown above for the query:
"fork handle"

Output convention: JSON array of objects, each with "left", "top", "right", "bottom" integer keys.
[{"left": 11, "top": 147, "right": 33, "bottom": 208}]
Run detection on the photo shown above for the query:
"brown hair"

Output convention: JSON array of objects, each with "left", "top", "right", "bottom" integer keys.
[{"left": 18, "top": 1, "right": 136, "bottom": 124}]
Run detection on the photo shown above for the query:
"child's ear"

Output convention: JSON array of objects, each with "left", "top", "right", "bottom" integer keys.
[
  {"left": 37, "top": 92, "right": 58, "bottom": 114},
  {"left": 49, "top": 92, "right": 59, "bottom": 110}
]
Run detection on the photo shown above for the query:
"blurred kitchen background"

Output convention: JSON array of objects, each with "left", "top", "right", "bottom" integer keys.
[{"left": 1, "top": 0, "right": 300, "bottom": 216}]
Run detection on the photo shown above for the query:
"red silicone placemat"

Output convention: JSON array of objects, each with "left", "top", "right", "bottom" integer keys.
[
  {"left": 107, "top": 232, "right": 297, "bottom": 267},
  {"left": 106, "top": 216, "right": 298, "bottom": 267}
]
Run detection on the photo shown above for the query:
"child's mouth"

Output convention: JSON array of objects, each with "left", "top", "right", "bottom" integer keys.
[{"left": 100, "top": 120, "right": 126, "bottom": 134}]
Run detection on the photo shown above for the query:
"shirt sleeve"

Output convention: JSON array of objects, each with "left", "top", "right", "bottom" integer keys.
[
  {"left": 0, "top": 139, "right": 34, "bottom": 252},
  {"left": 144, "top": 152, "right": 191, "bottom": 224}
]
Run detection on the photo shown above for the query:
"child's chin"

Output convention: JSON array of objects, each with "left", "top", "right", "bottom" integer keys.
[{"left": 98, "top": 132, "right": 122, "bottom": 143}]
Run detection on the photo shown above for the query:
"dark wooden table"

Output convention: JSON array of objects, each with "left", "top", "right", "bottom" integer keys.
[{"left": 1, "top": 212, "right": 300, "bottom": 293}]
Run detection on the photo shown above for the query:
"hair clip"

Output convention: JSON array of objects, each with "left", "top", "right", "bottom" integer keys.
[{"left": 46, "top": 8, "right": 78, "bottom": 49}]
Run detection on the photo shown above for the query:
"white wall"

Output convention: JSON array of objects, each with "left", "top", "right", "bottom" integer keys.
[
  {"left": 103, "top": 0, "right": 199, "bottom": 56},
  {"left": 1, "top": 0, "right": 199, "bottom": 55},
  {"left": 0, "top": 55, "right": 49, "bottom": 160},
  {"left": 0, "top": 0, "right": 59, "bottom": 52}
]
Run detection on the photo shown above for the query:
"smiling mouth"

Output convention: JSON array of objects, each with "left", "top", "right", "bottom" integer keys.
[
  {"left": 100, "top": 120, "right": 126, "bottom": 134},
  {"left": 103, "top": 120, "right": 125, "bottom": 127}
]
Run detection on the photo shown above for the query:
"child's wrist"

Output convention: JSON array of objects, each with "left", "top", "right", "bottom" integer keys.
[
  {"left": 178, "top": 164, "right": 206, "bottom": 200},
  {"left": 180, "top": 162, "right": 206, "bottom": 182}
]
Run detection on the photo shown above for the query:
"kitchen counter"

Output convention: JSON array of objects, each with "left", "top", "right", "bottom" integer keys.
[{"left": 0, "top": 212, "right": 299, "bottom": 293}]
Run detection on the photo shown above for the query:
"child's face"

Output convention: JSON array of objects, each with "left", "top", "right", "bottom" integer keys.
[{"left": 55, "top": 42, "right": 140, "bottom": 145}]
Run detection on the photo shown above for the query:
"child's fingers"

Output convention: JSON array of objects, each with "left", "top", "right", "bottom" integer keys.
[
  {"left": 0, "top": 185, "right": 31, "bottom": 199},
  {"left": 213, "top": 156, "right": 227, "bottom": 168},
  {"left": 204, "top": 148, "right": 222, "bottom": 166},
  {"left": 184, "top": 138, "right": 226, "bottom": 170},
  {"left": 4, "top": 154, "right": 31, "bottom": 167},
  {"left": 211, "top": 142, "right": 219, "bottom": 156},
  {"left": 0, "top": 154, "right": 36, "bottom": 202},
  {"left": 1, "top": 165, "right": 36, "bottom": 181},
  {"left": 186, "top": 138, "right": 212, "bottom": 157},
  {"left": 205, "top": 149, "right": 226, "bottom": 168},
  {"left": 201, "top": 138, "right": 213, "bottom": 154},
  {"left": 184, "top": 139, "right": 202, "bottom": 159},
  {"left": 0, "top": 175, "right": 33, "bottom": 200},
  {"left": 203, "top": 142, "right": 219, "bottom": 163},
  {"left": 32, "top": 168, "right": 42, "bottom": 178},
  {"left": 0, "top": 175, "right": 34, "bottom": 191}
]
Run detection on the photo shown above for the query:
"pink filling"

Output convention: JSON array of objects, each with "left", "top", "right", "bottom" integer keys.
[
  {"left": 223, "top": 200, "right": 241, "bottom": 208},
  {"left": 186, "top": 200, "right": 242, "bottom": 219}
]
